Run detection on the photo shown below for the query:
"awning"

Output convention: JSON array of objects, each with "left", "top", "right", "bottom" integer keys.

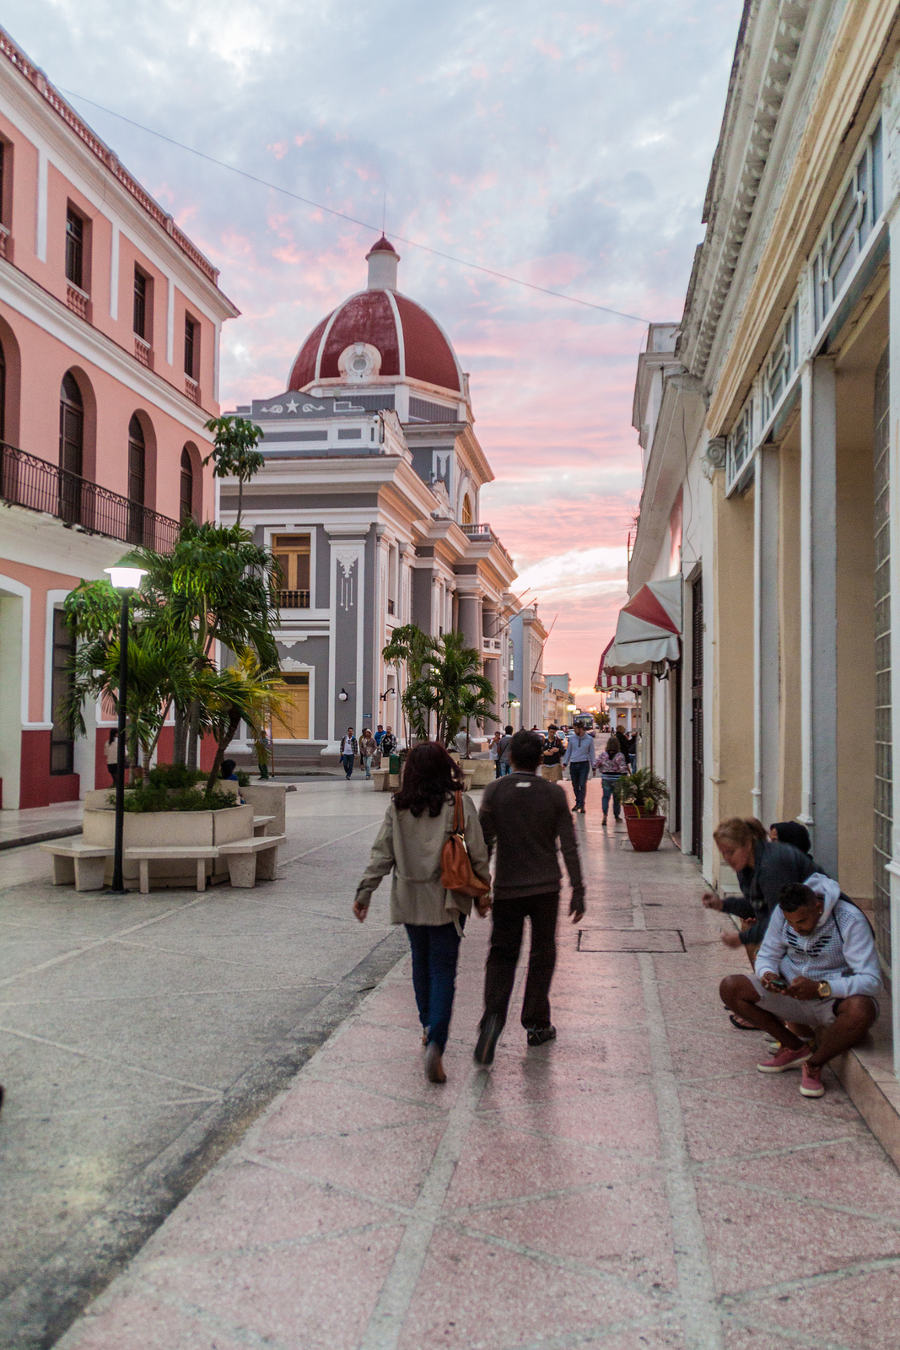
[
  {"left": 599, "top": 576, "right": 682, "bottom": 679},
  {"left": 596, "top": 637, "right": 650, "bottom": 690}
]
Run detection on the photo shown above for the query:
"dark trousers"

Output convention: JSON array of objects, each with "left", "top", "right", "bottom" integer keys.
[
  {"left": 569, "top": 760, "right": 590, "bottom": 808},
  {"left": 482, "top": 891, "right": 559, "bottom": 1030},
  {"left": 600, "top": 774, "right": 621, "bottom": 819},
  {"left": 341, "top": 753, "right": 354, "bottom": 778},
  {"left": 405, "top": 921, "right": 463, "bottom": 1052}
]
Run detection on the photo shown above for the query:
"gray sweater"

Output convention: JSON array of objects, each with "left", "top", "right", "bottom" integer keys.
[{"left": 755, "top": 874, "right": 882, "bottom": 998}]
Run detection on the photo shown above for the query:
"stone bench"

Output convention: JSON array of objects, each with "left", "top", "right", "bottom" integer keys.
[
  {"left": 125, "top": 845, "right": 219, "bottom": 895},
  {"left": 217, "top": 834, "right": 286, "bottom": 888},
  {"left": 40, "top": 839, "right": 113, "bottom": 892},
  {"left": 371, "top": 768, "right": 399, "bottom": 792}
]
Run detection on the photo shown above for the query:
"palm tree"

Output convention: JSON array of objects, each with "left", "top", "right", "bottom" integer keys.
[
  {"left": 382, "top": 624, "right": 438, "bottom": 743},
  {"left": 203, "top": 415, "right": 265, "bottom": 525},
  {"left": 133, "top": 521, "right": 280, "bottom": 765},
  {"left": 200, "top": 650, "right": 289, "bottom": 792},
  {"left": 426, "top": 631, "right": 495, "bottom": 746}
]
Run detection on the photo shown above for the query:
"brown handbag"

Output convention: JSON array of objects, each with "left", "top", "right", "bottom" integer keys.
[{"left": 440, "top": 792, "right": 490, "bottom": 897}]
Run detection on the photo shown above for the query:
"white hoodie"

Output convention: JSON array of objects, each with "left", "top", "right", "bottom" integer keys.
[{"left": 754, "top": 872, "right": 882, "bottom": 999}]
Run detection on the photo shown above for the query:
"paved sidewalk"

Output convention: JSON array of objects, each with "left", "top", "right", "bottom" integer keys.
[{"left": 54, "top": 784, "right": 900, "bottom": 1350}]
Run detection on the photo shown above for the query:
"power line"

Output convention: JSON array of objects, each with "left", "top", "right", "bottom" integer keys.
[{"left": 60, "top": 87, "right": 653, "bottom": 325}]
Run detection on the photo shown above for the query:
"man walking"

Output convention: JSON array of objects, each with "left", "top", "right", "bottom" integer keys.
[
  {"left": 474, "top": 730, "right": 586, "bottom": 1065},
  {"left": 497, "top": 724, "right": 514, "bottom": 776},
  {"left": 562, "top": 719, "right": 595, "bottom": 813},
  {"left": 339, "top": 727, "right": 357, "bottom": 780}
]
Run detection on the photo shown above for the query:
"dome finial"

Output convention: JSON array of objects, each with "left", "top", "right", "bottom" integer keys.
[{"left": 366, "top": 234, "right": 399, "bottom": 290}]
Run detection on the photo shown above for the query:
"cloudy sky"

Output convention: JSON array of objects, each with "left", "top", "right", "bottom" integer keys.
[{"left": 6, "top": 0, "right": 742, "bottom": 699}]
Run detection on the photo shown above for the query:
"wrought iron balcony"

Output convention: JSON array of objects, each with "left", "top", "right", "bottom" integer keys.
[{"left": 0, "top": 442, "right": 180, "bottom": 552}]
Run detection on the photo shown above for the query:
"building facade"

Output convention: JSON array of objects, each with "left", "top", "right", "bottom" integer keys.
[
  {"left": 0, "top": 27, "right": 237, "bottom": 809},
  {"left": 221, "top": 238, "right": 517, "bottom": 759},
  {"left": 613, "top": 0, "right": 900, "bottom": 1067},
  {"left": 507, "top": 605, "right": 547, "bottom": 730}
]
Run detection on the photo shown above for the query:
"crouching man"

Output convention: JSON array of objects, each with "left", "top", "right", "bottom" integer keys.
[{"left": 719, "top": 875, "right": 882, "bottom": 1098}]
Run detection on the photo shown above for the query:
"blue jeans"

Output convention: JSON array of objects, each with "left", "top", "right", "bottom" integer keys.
[
  {"left": 569, "top": 760, "right": 590, "bottom": 809},
  {"left": 405, "top": 920, "right": 463, "bottom": 1052},
  {"left": 499, "top": 760, "right": 512, "bottom": 776},
  {"left": 601, "top": 775, "right": 622, "bottom": 819},
  {"left": 341, "top": 753, "right": 354, "bottom": 778}
]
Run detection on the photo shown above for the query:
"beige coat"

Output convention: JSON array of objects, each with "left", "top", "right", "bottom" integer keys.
[{"left": 355, "top": 793, "right": 490, "bottom": 926}]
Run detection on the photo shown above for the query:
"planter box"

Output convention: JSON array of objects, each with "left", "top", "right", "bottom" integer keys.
[
  {"left": 625, "top": 813, "right": 667, "bottom": 852},
  {"left": 461, "top": 758, "right": 496, "bottom": 788},
  {"left": 82, "top": 804, "right": 252, "bottom": 888},
  {"left": 241, "top": 783, "right": 288, "bottom": 835}
]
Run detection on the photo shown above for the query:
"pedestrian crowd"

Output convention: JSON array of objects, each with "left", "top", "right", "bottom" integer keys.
[{"left": 352, "top": 713, "right": 881, "bottom": 1100}]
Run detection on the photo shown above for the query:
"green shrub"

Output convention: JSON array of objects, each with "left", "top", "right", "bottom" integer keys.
[
  {"left": 109, "top": 785, "right": 240, "bottom": 813},
  {"left": 144, "top": 763, "right": 206, "bottom": 790}
]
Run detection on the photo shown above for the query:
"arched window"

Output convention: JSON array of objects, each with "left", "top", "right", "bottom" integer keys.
[
  {"left": 127, "top": 414, "right": 146, "bottom": 544},
  {"left": 59, "top": 372, "right": 83, "bottom": 523},
  {"left": 180, "top": 447, "right": 194, "bottom": 523},
  {"left": 461, "top": 493, "right": 473, "bottom": 526}
]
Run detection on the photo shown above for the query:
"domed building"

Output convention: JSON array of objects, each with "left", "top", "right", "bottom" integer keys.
[{"left": 220, "top": 238, "right": 518, "bottom": 760}]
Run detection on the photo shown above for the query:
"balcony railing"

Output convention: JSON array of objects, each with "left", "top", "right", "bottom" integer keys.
[
  {"left": 276, "top": 588, "right": 310, "bottom": 609},
  {"left": 0, "top": 442, "right": 180, "bottom": 552},
  {"left": 461, "top": 520, "right": 514, "bottom": 566}
]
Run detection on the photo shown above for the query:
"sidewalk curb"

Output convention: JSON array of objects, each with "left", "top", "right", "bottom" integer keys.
[
  {"left": 0, "top": 926, "right": 409, "bottom": 1350},
  {"left": 0, "top": 827, "right": 81, "bottom": 852}
]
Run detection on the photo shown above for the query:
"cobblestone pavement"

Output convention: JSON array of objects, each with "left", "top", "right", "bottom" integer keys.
[{"left": 50, "top": 779, "right": 900, "bottom": 1350}]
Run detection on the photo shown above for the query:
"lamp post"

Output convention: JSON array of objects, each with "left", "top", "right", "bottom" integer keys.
[{"left": 105, "top": 564, "right": 146, "bottom": 893}]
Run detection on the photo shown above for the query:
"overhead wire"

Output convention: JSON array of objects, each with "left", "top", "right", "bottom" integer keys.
[{"left": 60, "top": 87, "right": 653, "bottom": 325}]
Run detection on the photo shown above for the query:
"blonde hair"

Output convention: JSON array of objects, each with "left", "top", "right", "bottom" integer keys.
[{"left": 713, "top": 817, "right": 767, "bottom": 849}]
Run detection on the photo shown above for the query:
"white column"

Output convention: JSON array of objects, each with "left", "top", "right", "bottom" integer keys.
[
  {"left": 35, "top": 147, "right": 47, "bottom": 261},
  {"left": 799, "top": 356, "right": 838, "bottom": 874},
  {"left": 753, "top": 445, "right": 780, "bottom": 825},
  {"left": 109, "top": 225, "right": 119, "bottom": 320}
]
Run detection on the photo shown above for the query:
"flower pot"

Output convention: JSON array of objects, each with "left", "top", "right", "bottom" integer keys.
[
  {"left": 625, "top": 813, "right": 666, "bottom": 852},
  {"left": 622, "top": 803, "right": 639, "bottom": 819}
]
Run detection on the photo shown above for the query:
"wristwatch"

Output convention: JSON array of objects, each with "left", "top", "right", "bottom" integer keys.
[{"left": 817, "top": 980, "right": 832, "bottom": 998}]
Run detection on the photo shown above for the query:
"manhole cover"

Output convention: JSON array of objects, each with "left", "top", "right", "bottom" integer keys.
[{"left": 577, "top": 928, "right": 685, "bottom": 953}]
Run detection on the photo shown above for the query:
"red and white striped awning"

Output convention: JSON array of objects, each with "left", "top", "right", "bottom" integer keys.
[
  {"left": 597, "top": 576, "right": 682, "bottom": 681},
  {"left": 596, "top": 638, "right": 650, "bottom": 689}
]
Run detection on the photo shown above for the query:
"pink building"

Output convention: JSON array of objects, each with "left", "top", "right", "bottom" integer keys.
[{"left": 0, "top": 27, "right": 238, "bottom": 809}]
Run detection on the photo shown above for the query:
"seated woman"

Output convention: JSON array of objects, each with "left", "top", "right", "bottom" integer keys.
[
  {"left": 703, "top": 817, "right": 819, "bottom": 1027},
  {"left": 353, "top": 742, "right": 491, "bottom": 1084}
]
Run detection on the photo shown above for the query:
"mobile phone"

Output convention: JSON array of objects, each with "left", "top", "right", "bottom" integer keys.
[{"left": 768, "top": 977, "right": 787, "bottom": 991}]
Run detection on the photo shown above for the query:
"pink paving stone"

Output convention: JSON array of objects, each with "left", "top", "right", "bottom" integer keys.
[
  {"left": 718, "top": 1138, "right": 900, "bottom": 1222},
  {"left": 458, "top": 1175, "right": 678, "bottom": 1289},
  {"left": 253, "top": 1076, "right": 440, "bottom": 1144},
  {"left": 314, "top": 1043, "right": 471, "bottom": 1106},
  {"left": 139, "top": 1157, "right": 398, "bottom": 1260},
  {"left": 550, "top": 1329, "right": 687, "bottom": 1349},
  {"left": 396, "top": 1227, "right": 667, "bottom": 1350},
  {"left": 677, "top": 1062, "right": 865, "bottom": 1127},
  {"left": 444, "top": 1116, "right": 654, "bottom": 1209},
  {"left": 139, "top": 1224, "right": 405, "bottom": 1350},
  {"left": 477, "top": 1081, "right": 662, "bottom": 1157},
  {"left": 677, "top": 1085, "right": 869, "bottom": 1163},
  {"left": 311, "top": 1018, "right": 432, "bottom": 1068},
  {"left": 57, "top": 1291, "right": 253, "bottom": 1350},
  {"left": 695, "top": 1175, "right": 900, "bottom": 1295},
  {"left": 251, "top": 1116, "right": 446, "bottom": 1207},
  {"left": 544, "top": 1025, "right": 654, "bottom": 1076},
  {"left": 723, "top": 1265, "right": 900, "bottom": 1349}
]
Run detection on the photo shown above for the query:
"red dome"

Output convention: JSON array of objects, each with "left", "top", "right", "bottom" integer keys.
[{"left": 287, "top": 288, "right": 463, "bottom": 393}]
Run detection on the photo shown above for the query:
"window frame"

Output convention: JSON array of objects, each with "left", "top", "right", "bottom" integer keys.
[{"left": 65, "top": 206, "right": 85, "bottom": 289}]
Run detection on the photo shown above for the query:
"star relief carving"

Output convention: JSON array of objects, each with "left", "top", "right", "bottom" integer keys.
[{"left": 286, "top": 399, "right": 299, "bottom": 414}]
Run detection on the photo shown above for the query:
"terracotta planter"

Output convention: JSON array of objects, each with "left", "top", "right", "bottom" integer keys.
[
  {"left": 625, "top": 813, "right": 666, "bottom": 852},
  {"left": 622, "top": 803, "right": 639, "bottom": 819}
]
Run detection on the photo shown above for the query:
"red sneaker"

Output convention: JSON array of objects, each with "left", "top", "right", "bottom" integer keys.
[
  {"left": 757, "top": 1044, "right": 811, "bottom": 1073},
  {"left": 800, "top": 1061, "right": 825, "bottom": 1097}
]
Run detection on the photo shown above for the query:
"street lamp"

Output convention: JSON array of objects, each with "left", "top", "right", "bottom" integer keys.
[{"left": 105, "top": 564, "right": 147, "bottom": 893}]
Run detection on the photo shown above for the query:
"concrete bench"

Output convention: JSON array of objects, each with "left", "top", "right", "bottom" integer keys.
[
  {"left": 371, "top": 768, "right": 399, "bottom": 792},
  {"left": 252, "top": 814, "right": 276, "bottom": 836},
  {"left": 125, "top": 845, "right": 219, "bottom": 895},
  {"left": 217, "top": 834, "right": 286, "bottom": 887},
  {"left": 40, "top": 839, "right": 113, "bottom": 891}
]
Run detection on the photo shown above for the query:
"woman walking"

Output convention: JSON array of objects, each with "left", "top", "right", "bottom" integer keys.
[
  {"left": 359, "top": 728, "right": 377, "bottom": 779},
  {"left": 353, "top": 743, "right": 491, "bottom": 1083},
  {"left": 597, "top": 733, "right": 628, "bottom": 825}
]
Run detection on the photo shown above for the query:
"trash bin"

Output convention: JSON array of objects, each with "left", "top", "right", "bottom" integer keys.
[{"left": 389, "top": 753, "right": 400, "bottom": 775}]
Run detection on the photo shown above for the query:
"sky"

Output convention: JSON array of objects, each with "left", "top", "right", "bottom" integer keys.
[{"left": 5, "top": 0, "right": 742, "bottom": 700}]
